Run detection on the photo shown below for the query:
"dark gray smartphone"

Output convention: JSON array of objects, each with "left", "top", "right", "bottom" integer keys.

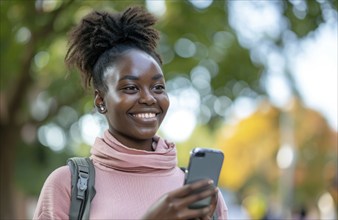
[{"left": 184, "top": 148, "right": 224, "bottom": 209}]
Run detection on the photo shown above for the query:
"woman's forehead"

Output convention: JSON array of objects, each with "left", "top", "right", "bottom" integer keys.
[{"left": 103, "top": 49, "right": 164, "bottom": 82}]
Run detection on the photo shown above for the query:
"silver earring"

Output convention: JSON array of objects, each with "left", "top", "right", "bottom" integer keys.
[{"left": 98, "top": 105, "right": 105, "bottom": 113}]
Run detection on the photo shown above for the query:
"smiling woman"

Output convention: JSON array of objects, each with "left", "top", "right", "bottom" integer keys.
[
  {"left": 33, "top": 6, "right": 228, "bottom": 220},
  {"left": 96, "top": 50, "right": 170, "bottom": 151}
]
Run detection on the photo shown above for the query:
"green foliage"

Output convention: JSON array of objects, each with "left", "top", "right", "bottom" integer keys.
[
  {"left": 14, "top": 141, "right": 71, "bottom": 196},
  {"left": 283, "top": 0, "right": 323, "bottom": 38}
]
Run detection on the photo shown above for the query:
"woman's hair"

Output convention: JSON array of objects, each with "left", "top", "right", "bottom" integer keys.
[{"left": 65, "top": 6, "right": 162, "bottom": 91}]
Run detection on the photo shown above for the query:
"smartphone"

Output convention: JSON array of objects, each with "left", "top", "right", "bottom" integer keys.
[{"left": 184, "top": 148, "right": 224, "bottom": 209}]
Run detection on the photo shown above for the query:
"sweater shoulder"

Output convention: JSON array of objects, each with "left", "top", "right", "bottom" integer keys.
[
  {"left": 33, "top": 166, "right": 71, "bottom": 219},
  {"left": 42, "top": 166, "right": 71, "bottom": 192},
  {"left": 47, "top": 165, "right": 71, "bottom": 184}
]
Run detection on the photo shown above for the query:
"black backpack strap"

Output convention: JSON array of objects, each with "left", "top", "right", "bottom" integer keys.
[{"left": 67, "top": 157, "right": 96, "bottom": 220}]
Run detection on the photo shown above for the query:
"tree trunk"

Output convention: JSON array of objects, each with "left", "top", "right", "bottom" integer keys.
[
  {"left": 0, "top": 124, "right": 19, "bottom": 219},
  {"left": 0, "top": 2, "right": 75, "bottom": 218}
]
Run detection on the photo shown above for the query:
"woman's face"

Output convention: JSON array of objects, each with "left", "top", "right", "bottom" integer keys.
[{"left": 97, "top": 49, "right": 169, "bottom": 146}]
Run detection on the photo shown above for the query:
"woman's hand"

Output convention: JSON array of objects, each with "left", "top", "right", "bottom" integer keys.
[{"left": 141, "top": 179, "right": 218, "bottom": 220}]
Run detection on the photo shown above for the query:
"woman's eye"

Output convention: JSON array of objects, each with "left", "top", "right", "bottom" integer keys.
[
  {"left": 122, "top": 86, "right": 138, "bottom": 93},
  {"left": 153, "top": 85, "right": 165, "bottom": 93},
  {"left": 126, "top": 86, "right": 137, "bottom": 90}
]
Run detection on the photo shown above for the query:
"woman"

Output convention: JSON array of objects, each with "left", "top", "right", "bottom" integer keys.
[{"left": 33, "top": 6, "right": 228, "bottom": 219}]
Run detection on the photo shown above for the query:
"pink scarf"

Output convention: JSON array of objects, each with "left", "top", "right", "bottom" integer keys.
[{"left": 90, "top": 130, "right": 177, "bottom": 173}]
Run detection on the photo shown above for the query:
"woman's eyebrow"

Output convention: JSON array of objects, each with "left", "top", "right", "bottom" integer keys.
[
  {"left": 152, "top": 74, "right": 163, "bottom": 80},
  {"left": 119, "top": 75, "right": 139, "bottom": 81},
  {"left": 118, "top": 73, "right": 163, "bottom": 82}
]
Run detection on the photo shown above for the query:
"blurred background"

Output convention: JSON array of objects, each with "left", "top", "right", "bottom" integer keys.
[{"left": 0, "top": 0, "right": 337, "bottom": 219}]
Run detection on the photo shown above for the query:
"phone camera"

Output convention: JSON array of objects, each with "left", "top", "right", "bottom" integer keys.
[{"left": 195, "top": 152, "right": 205, "bottom": 157}]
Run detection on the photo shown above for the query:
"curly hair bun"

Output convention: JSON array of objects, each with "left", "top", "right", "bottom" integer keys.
[{"left": 65, "top": 6, "right": 161, "bottom": 88}]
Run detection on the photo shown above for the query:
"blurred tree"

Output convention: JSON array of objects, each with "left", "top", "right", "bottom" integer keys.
[
  {"left": 0, "top": 0, "right": 336, "bottom": 218},
  {"left": 216, "top": 100, "right": 280, "bottom": 191},
  {"left": 215, "top": 99, "right": 337, "bottom": 217}
]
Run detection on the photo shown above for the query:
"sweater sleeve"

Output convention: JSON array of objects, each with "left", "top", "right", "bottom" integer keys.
[
  {"left": 33, "top": 166, "right": 71, "bottom": 220},
  {"left": 216, "top": 190, "right": 228, "bottom": 220}
]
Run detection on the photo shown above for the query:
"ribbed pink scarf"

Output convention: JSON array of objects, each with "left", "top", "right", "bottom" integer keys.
[{"left": 90, "top": 130, "right": 177, "bottom": 173}]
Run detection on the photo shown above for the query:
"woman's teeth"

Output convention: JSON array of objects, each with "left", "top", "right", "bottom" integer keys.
[{"left": 133, "top": 113, "right": 156, "bottom": 118}]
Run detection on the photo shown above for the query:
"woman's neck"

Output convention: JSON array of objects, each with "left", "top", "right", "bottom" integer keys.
[{"left": 107, "top": 130, "right": 154, "bottom": 151}]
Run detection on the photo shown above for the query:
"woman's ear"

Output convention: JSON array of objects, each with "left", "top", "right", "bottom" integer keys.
[{"left": 94, "top": 89, "right": 107, "bottom": 114}]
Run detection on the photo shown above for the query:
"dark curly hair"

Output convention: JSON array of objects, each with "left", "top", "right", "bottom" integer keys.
[{"left": 65, "top": 6, "right": 162, "bottom": 91}]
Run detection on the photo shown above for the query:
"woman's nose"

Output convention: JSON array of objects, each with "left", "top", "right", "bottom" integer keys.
[{"left": 138, "top": 90, "right": 157, "bottom": 105}]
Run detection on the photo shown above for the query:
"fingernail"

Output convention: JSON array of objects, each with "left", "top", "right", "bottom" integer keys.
[{"left": 208, "top": 179, "right": 214, "bottom": 185}]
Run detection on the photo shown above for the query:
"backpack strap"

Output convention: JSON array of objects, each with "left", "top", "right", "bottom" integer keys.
[{"left": 67, "top": 157, "right": 96, "bottom": 220}]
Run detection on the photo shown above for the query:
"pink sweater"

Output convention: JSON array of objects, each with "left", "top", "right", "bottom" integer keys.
[{"left": 33, "top": 131, "right": 228, "bottom": 219}]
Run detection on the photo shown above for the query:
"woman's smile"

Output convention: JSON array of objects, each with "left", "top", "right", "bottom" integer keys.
[
  {"left": 129, "top": 113, "right": 159, "bottom": 126},
  {"left": 129, "top": 107, "right": 161, "bottom": 123}
]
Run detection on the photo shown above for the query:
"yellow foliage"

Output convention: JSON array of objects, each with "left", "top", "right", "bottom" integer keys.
[
  {"left": 242, "top": 194, "right": 267, "bottom": 219},
  {"left": 214, "top": 99, "right": 337, "bottom": 207},
  {"left": 215, "top": 102, "right": 280, "bottom": 190}
]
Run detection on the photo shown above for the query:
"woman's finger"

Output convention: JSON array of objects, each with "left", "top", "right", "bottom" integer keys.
[
  {"left": 175, "top": 186, "right": 218, "bottom": 209},
  {"left": 206, "top": 188, "right": 218, "bottom": 218},
  {"left": 169, "top": 179, "right": 214, "bottom": 198},
  {"left": 177, "top": 206, "right": 211, "bottom": 220}
]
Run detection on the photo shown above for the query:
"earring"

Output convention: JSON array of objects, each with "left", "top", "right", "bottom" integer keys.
[{"left": 98, "top": 104, "right": 106, "bottom": 113}]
